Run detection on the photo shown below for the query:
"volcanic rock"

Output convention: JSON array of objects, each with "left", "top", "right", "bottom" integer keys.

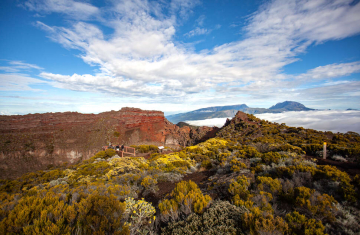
[{"left": 0, "top": 107, "right": 218, "bottom": 179}]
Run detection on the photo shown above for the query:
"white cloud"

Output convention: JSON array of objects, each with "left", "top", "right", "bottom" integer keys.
[
  {"left": 0, "top": 110, "right": 15, "bottom": 116},
  {"left": 246, "top": 0, "right": 360, "bottom": 43},
  {"left": 184, "top": 27, "right": 210, "bottom": 37},
  {"left": 23, "top": 0, "right": 100, "bottom": 20},
  {"left": 297, "top": 61, "right": 360, "bottom": 80},
  {"left": 255, "top": 110, "right": 360, "bottom": 134},
  {"left": 170, "top": 0, "right": 201, "bottom": 19},
  {"left": 195, "top": 15, "right": 206, "bottom": 26},
  {"left": 186, "top": 117, "right": 231, "bottom": 128},
  {"left": 0, "top": 73, "right": 48, "bottom": 91},
  {"left": 9, "top": 61, "right": 43, "bottom": 70},
  {"left": 26, "top": 0, "right": 360, "bottom": 106},
  {"left": 0, "top": 60, "right": 43, "bottom": 72}
]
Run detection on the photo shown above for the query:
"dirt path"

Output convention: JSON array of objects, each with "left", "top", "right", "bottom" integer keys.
[
  {"left": 316, "top": 158, "right": 360, "bottom": 176},
  {"left": 305, "top": 155, "right": 360, "bottom": 176}
]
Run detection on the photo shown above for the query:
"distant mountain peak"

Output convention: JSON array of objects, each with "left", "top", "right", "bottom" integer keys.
[
  {"left": 269, "top": 101, "right": 312, "bottom": 111},
  {"left": 192, "top": 104, "right": 249, "bottom": 113}
]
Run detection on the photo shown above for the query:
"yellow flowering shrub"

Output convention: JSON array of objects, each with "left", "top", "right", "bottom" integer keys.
[
  {"left": 229, "top": 175, "right": 254, "bottom": 209},
  {"left": 140, "top": 176, "right": 158, "bottom": 194},
  {"left": 75, "top": 192, "right": 128, "bottom": 235},
  {"left": 75, "top": 161, "right": 112, "bottom": 178},
  {"left": 256, "top": 176, "right": 282, "bottom": 194},
  {"left": 158, "top": 199, "right": 179, "bottom": 222},
  {"left": 186, "top": 138, "right": 228, "bottom": 155},
  {"left": 229, "top": 175, "right": 251, "bottom": 199},
  {"left": 0, "top": 193, "right": 20, "bottom": 222},
  {"left": 294, "top": 186, "right": 337, "bottom": 221},
  {"left": 316, "top": 165, "right": 356, "bottom": 201},
  {"left": 274, "top": 144, "right": 305, "bottom": 155},
  {"left": 261, "top": 152, "right": 284, "bottom": 164},
  {"left": 105, "top": 157, "right": 149, "bottom": 178},
  {"left": 107, "top": 184, "right": 132, "bottom": 200},
  {"left": 285, "top": 211, "right": 326, "bottom": 235},
  {"left": 125, "top": 197, "right": 156, "bottom": 234},
  {"left": 159, "top": 180, "right": 211, "bottom": 222},
  {"left": 216, "top": 152, "right": 231, "bottom": 166},
  {"left": 242, "top": 207, "right": 289, "bottom": 235},
  {"left": 150, "top": 153, "right": 193, "bottom": 173},
  {"left": 230, "top": 157, "right": 247, "bottom": 172},
  {"left": 236, "top": 146, "right": 262, "bottom": 159},
  {"left": 0, "top": 190, "right": 129, "bottom": 235},
  {"left": 105, "top": 148, "right": 117, "bottom": 157},
  {"left": 233, "top": 195, "right": 254, "bottom": 209},
  {"left": 132, "top": 145, "right": 159, "bottom": 153}
]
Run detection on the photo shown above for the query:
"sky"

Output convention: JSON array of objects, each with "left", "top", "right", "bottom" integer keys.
[
  {"left": 1, "top": 0, "right": 360, "bottom": 116},
  {"left": 186, "top": 110, "right": 360, "bottom": 134}
]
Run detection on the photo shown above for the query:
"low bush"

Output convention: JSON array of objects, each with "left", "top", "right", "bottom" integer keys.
[
  {"left": 0, "top": 191, "right": 129, "bottom": 235},
  {"left": 159, "top": 180, "right": 211, "bottom": 222},
  {"left": 162, "top": 200, "right": 248, "bottom": 235},
  {"left": 294, "top": 186, "right": 337, "bottom": 222},
  {"left": 124, "top": 197, "right": 156, "bottom": 235},
  {"left": 285, "top": 211, "right": 326, "bottom": 235}
]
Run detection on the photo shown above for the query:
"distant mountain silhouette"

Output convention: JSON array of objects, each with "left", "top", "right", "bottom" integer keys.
[
  {"left": 191, "top": 104, "right": 249, "bottom": 112},
  {"left": 269, "top": 101, "right": 313, "bottom": 111},
  {"left": 166, "top": 101, "right": 314, "bottom": 124}
]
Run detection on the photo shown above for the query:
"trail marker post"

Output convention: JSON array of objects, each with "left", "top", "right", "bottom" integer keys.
[{"left": 323, "top": 142, "right": 327, "bottom": 159}]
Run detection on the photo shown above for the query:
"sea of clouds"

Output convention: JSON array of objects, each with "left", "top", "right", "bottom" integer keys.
[{"left": 185, "top": 110, "right": 360, "bottom": 134}]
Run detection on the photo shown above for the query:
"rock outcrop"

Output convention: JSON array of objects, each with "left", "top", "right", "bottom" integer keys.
[{"left": 0, "top": 107, "right": 218, "bottom": 179}]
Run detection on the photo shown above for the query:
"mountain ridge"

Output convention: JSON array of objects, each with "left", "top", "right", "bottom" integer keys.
[{"left": 166, "top": 101, "right": 314, "bottom": 124}]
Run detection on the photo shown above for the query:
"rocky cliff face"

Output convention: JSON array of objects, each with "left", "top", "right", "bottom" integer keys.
[{"left": 0, "top": 108, "right": 218, "bottom": 179}]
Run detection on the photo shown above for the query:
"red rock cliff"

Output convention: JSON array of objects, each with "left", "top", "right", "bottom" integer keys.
[{"left": 0, "top": 107, "right": 218, "bottom": 179}]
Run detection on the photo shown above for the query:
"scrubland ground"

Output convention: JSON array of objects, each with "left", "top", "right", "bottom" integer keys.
[{"left": 1, "top": 113, "right": 360, "bottom": 235}]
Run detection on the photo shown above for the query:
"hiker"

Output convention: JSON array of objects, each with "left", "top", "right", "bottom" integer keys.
[
  {"left": 115, "top": 145, "right": 120, "bottom": 151},
  {"left": 121, "top": 144, "right": 125, "bottom": 152}
]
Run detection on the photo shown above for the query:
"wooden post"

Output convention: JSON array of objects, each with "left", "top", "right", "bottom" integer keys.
[{"left": 323, "top": 142, "right": 327, "bottom": 159}]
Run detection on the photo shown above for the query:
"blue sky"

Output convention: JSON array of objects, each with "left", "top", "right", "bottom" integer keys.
[{"left": 1, "top": 0, "right": 360, "bottom": 116}]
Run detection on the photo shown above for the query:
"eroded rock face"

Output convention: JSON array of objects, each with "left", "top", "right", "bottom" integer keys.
[{"left": 0, "top": 107, "right": 218, "bottom": 179}]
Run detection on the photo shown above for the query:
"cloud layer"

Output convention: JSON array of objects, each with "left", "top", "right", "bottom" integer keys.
[
  {"left": 256, "top": 110, "right": 360, "bottom": 134},
  {"left": 186, "top": 110, "right": 360, "bottom": 134},
  {"left": 186, "top": 117, "right": 233, "bottom": 128}
]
